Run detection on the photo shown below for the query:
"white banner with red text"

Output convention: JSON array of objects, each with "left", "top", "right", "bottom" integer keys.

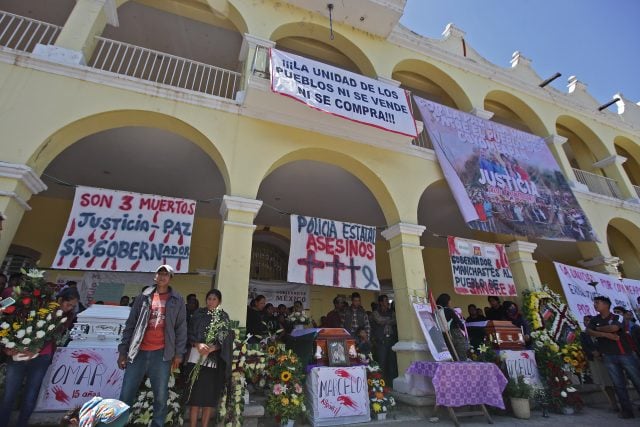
[
  {"left": 448, "top": 236, "right": 516, "bottom": 297},
  {"left": 288, "top": 215, "right": 379, "bottom": 290},
  {"left": 307, "top": 365, "right": 370, "bottom": 423},
  {"left": 553, "top": 262, "right": 639, "bottom": 320},
  {"left": 501, "top": 350, "right": 543, "bottom": 387},
  {"left": 53, "top": 186, "right": 195, "bottom": 273},
  {"left": 270, "top": 48, "right": 417, "bottom": 137},
  {"left": 36, "top": 348, "right": 122, "bottom": 411}
]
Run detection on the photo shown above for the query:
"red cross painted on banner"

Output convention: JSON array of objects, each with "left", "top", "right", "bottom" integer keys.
[
  {"left": 297, "top": 250, "right": 325, "bottom": 284},
  {"left": 550, "top": 303, "right": 578, "bottom": 342},
  {"left": 345, "top": 257, "right": 362, "bottom": 288},
  {"left": 325, "top": 254, "right": 347, "bottom": 286}
]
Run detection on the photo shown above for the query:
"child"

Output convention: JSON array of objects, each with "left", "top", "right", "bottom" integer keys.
[
  {"left": 356, "top": 326, "right": 372, "bottom": 356},
  {"left": 60, "top": 397, "right": 129, "bottom": 427}
]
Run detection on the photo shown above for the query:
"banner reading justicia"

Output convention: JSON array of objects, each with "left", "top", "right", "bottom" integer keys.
[{"left": 415, "top": 97, "right": 597, "bottom": 241}]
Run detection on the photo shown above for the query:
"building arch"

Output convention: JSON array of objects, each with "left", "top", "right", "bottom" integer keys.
[
  {"left": 261, "top": 148, "right": 400, "bottom": 225},
  {"left": 608, "top": 218, "right": 640, "bottom": 279},
  {"left": 614, "top": 135, "right": 640, "bottom": 187},
  {"left": 26, "top": 109, "right": 230, "bottom": 192},
  {"left": 556, "top": 115, "right": 610, "bottom": 171},
  {"left": 484, "top": 90, "right": 549, "bottom": 136},
  {"left": 269, "top": 22, "right": 377, "bottom": 78},
  {"left": 392, "top": 59, "right": 472, "bottom": 111}
]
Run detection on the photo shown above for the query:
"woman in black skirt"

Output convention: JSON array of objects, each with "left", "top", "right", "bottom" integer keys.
[{"left": 186, "top": 289, "right": 232, "bottom": 427}]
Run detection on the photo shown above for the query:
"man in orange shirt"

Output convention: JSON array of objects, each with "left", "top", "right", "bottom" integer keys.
[{"left": 118, "top": 265, "right": 187, "bottom": 427}]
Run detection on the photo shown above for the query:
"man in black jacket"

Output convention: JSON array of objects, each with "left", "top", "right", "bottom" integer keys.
[{"left": 118, "top": 265, "right": 187, "bottom": 427}]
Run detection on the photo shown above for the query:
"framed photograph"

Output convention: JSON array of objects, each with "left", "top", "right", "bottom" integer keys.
[{"left": 327, "top": 339, "right": 349, "bottom": 367}]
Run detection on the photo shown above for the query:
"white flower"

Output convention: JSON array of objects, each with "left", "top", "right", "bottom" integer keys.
[
  {"left": 36, "top": 331, "right": 45, "bottom": 339},
  {"left": 55, "top": 310, "right": 63, "bottom": 317},
  {"left": 26, "top": 326, "right": 33, "bottom": 334},
  {"left": 29, "top": 311, "right": 36, "bottom": 318},
  {"left": 1, "top": 322, "right": 9, "bottom": 330},
  {"left": 560, "top": 391, "right": 567, "bottom": 398},
  {"left": 562, "top": 376, "right": 568, "bottom": 381},
  {"left": 26, "top": 269, "right": 45, "bottom": 279},
  {"left": 567, "top": 387, "right": 576, "bottom": 393},
  {"left": 46, "top": 314, "right": 52, "bottom": 321},
  {"left": 36, "top": 320, "right": 45, "bottom": 328},
  {"left": 22, "top": 338, "right": 31, "bottom": 345},
  {"left": 16, "top": 330, "right": 25, "bottom": 339},
  {"left": 5, "top": 342, "right": 15, "bottom": 348},
  {"left": 47, "top": 325, "right": 55, "bottom": 331}
]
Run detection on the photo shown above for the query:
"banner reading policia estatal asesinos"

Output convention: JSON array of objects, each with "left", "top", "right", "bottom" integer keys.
[
  {"left": 416, "top": 97, "right": 597, "bottom": 242},
  {"left": 288, "top": 214, "right": 379, "bottom": 290},
  {"left": 270, "top": 48, "right": 417, "bottom": 137}
]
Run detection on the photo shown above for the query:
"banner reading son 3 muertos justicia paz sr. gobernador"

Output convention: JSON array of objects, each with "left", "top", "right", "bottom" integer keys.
[{"left": 416, "top": 97, "right": 596, "bottom": 241}]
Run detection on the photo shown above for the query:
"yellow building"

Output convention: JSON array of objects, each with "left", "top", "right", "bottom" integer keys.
[{"left": 1, "top": 0, "right": 639, "bottom": 392}]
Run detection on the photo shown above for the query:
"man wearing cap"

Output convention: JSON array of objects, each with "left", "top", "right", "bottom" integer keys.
[{"left": 118, "top": 265, "right": 187, "bottom": 427}]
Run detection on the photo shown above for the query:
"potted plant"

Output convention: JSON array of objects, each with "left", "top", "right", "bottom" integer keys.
[{"left": 505, "top": 375, "right": 533, "bottom": 419}]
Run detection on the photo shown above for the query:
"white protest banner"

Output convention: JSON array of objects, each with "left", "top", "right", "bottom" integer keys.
[
  {"left": 412, "top": 302, "right": 452, "bottom": 362},
  {"left": 554, "top": 262, "right": 633, "bottom": 320},
  {"left": 248, "top": 280, "right": 311, "bottom": 309},
  {"left": 448, "top": 236, "right": 516, "bottom": 297},
  {"left": 270, "top": 48, "right": 417, "bottom": 137},
  {"left": 307, "top": 366, "right": 369, "bottom": 420},
  {"left": 54, "top": 186, "right": 196, "bottom": 273},
  {"left": 288, "top": 215, "right": 379, "bottom": 290},
  {"left": 623, "top": 278, "right": 640, "bottom": 318},
  {"left": 36, "top": 348, "right": 122, "bottom": 411},
  {"left": 501, "top": 350, "right": 542, "bottom": 387}
]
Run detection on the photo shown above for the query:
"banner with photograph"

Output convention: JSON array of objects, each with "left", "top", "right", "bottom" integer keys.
[
  {"left": 448, "top": 236, "right": 516, "bottom": 296},
  {"left": 36, "top": 348, "right": 122, "bottom": 411},
  {"left": 78, "top": 271, "right": 153, "bottom": 306},
  {"left": 416, "top": 97, "right": 596, "bottom": 241},
  {"left": 270, "top": 48, "right": 417, "bottom": 137},
  {"left": 248, "top": 280, "right": 311, "bottom": 309},
  {"left": 554, "top": 262, "right": 634, "bottom": 319},
  {"left": 412, "top": 302, "right": 452, "bottom": 362},
  {"left": 288, "top": 215, "right": 379, "bottom": 290},
  {"left": 501, "top": 350, "right": 542, "bottom": 387},
  {"left": 54, "top": 186, "right": 196, "bottom": 273}
]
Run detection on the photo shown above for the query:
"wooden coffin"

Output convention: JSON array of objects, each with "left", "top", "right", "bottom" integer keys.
[
  {"left": 485, "top": 320, "right": 525, "bottom": 350},
  {"left": 313, "top": 328, "right": 357, "bottom": 366}
]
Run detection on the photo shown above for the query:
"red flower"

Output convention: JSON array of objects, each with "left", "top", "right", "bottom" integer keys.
[
  {"left": 33, "top": 289, "right": 41, "bottom": 297},
  {"left": 22, "top": 297, "right": 31, "bottom": 306},
  {"left": 3, "top": 305, "right": 16, "bottom": 315}
]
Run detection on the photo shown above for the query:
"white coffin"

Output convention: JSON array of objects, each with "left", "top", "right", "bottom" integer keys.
[{"left": 69, "top": 305, "right": 130, "bottom": 347}]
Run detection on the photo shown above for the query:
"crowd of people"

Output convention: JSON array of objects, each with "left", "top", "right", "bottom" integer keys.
[{"left": 245, "top": 292, "right": 399, "bottom": 383}]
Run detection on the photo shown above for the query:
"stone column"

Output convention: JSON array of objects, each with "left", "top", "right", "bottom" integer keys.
[
  {"left": 380, "top": 223, "right": 429, "bottom": 394},
  {"left": 578, "top": 255, "right": 622, "bottom": 277},
  {"left": 0, "top": 162, "right": 47, "bottom": 261},
  {"left": 593, "top": 155, "right": 640, "bottom": 202},
  {"left": 214, "top": 195, "right": 262, "bottom": 325},
  {"left": 34, "top": 0, "right": 118, "bottom": 65},
  {"left": 544, "top": 134, "right": 585, "bottom": 190},
  {"left": 505, "top": 240, "right": 541, "bottom": 301}
]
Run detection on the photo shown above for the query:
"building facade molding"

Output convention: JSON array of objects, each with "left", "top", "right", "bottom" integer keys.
[
  {"left": 381, "top": 223, "right": 426, "bottom": 240},
  {"left": 0, "top": 190, "right": 31, "bottom": 211},
  {"left": 469, "top": 108, "right": 494, "bottom": 120},
  {"left": 220, "top": 195, "right": 263, "bottom": 219},
  {"left": 593, "top": 154, "right": 627, "bottom": 169},
  {"left": 0, "top": 162, "right": 47, "bottom": 195}
]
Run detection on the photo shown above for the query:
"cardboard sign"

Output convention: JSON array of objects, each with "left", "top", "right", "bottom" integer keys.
[
  {"left": 270, "top": 48, "right": 417, "bottom": 137},
  {"left": 554, "top": 262, "right": 634, "bottom": 319},
  {"left": 309, "top": 366, "right": 369, "bottom": 418},
  {"left": 416, "top": 97, "right": 596, "bottom": 241},
  {"left": 53, "top": 186, "right": 195, "bottom": 273},
  {"left": 36, "top": 348, "right": 122, "bottom": 411},
  {"left": 501, "top": 350, "right": 542, "bottom": 387},
  {"left": 288, "top": 215, "right": 379, "bottom": 290},
  {"left": 413, "top": 303, "right": 452, "bottom": 362},
  {"left": 448, "top": 236, "right": 516, "bottom": 296}
]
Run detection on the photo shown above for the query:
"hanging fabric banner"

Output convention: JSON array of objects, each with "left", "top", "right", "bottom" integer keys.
[
  {"left": 448, "top": 236, "right": 516, "bottom": 296},
  {"left": 553, "top": 262, "right": 634, "bottom": 319},
  {"left": 53, "top": 186, "right": 196, "bottom": 273},
  {"left": 287, "top": 214, "right": 379, "bottom": 290},
  {"left": 248, "top": 280, "right": 311, "bottom": 309},
  {"left": 270, "top": 48, "right": 417, "bottom": 137},
  {"left": 415, "top": 97, "right": 596, "bottom": 241}
]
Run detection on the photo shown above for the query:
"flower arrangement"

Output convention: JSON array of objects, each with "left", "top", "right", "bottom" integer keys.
[
  {"left": 469, "top": 342, "right": 499, "bottom": 364},
  {"left": 187, "top": 306, "right": 230, "bottom": 398},
  {"left": 544, "top": 364, "right": 581, "bottom": 412},
  {"left": 129, "top": 372, "right": 183, "bottom": 426},
  {"left": 0, "top": 269, "right": 67, "bottom": 357},
  {"left": 218, "top": 320, "right": 248, "bottom": 427},
  {"left": 244, "top": 343, "right": 268, "bottom": 389},
  {"left": 505, "top": 375, "right": 534, "bottom": 399},
  {"left": 288, "top": 311, "right": 310, "bottom": 326},
  {"left": 366, "top": 362, "right": 395, "bottom": 416},
  {"left": 265, "top": 347, "right": 307, "bottom": 424},
  {"left": 560, "top": 343, "right": 587, "bottom": 374}
]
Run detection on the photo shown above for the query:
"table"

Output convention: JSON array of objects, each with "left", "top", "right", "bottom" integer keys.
[{"left": 406, "top": 361, "right": 508, "bottom": 426}]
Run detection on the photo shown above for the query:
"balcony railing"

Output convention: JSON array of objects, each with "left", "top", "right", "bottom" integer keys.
[
  {"left": 89, "top": 37, "right": 242, "bottom": 101},
  {"left": 411, "top": 127, "right": 433, "bottom": 150},
  {"left": 0, "top": 11, "right": 61, "bottom": 53},
  {"left": 573, "top": 168, "right": 624, "bottom": 199}
]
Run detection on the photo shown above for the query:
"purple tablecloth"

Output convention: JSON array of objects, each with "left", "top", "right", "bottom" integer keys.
[{"left": 406, "top": 361, "right": 507, "bottom": 409}]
